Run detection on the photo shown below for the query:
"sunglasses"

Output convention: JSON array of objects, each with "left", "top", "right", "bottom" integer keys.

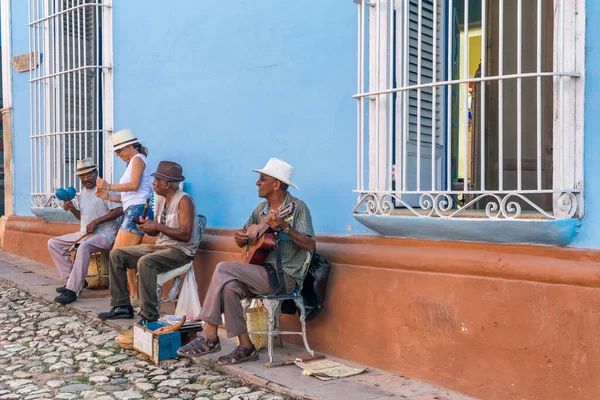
[
  {"left": 79, "top": 171, "right": 96, "bottom": 179},
  {"left": 258, "top": 174, "right": 277, "bottom": 183},
  {"left": 160, "top": 210, "right": 167, "bottom": 225}
]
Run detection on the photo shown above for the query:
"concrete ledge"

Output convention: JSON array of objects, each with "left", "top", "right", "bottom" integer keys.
[
  {"left": 6, "top": 216, "right": 600, "bottom": 290},
  {"left": 30, "top": 206, "right": 80, "bottom": 223},
  {"left": 354, "top": 213, "right": 579, "bottom": 246},
  {"left": 204, "top": 226, "right": 600, "bottom": 289}
]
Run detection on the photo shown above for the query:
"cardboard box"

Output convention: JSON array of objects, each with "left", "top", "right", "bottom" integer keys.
[{"left": 133, "top": 321, "right": 181, "bottom": 365}]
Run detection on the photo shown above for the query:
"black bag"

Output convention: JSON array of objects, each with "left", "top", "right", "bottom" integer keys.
[{"left": 281, "top": 252, "right": 332, "bottom": 321}]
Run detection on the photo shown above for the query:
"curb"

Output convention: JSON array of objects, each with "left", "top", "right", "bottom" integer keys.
[{"left": 192, "top": 357, "right": 320, "bottom": 400}]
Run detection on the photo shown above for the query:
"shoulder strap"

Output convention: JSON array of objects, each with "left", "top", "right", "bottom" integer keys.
[{"left": 273, "top": 231, "right": 287, "bottom": 295}]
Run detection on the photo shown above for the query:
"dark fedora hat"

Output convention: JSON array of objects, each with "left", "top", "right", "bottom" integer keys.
[{"left": 151, "top": 161, "right": 185, "bottom": 182}]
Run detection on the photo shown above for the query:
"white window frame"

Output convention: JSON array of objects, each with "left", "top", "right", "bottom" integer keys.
[
  {"left": 28, "top": 0, "right": 113, "bottom": 208},
  {"left": 1, "top": 0, "right": 12, "bottom": 110},
  {"left": 353, "top": 0, "right": 585, "bottom": 221}
]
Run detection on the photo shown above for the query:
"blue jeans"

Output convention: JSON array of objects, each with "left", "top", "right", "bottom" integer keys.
[{"left": 121, "top": 203, "right": 154, "bottom": 236}]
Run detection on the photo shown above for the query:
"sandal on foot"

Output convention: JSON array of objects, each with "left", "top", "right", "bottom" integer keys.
[
  {"left": 177, "top": 336, "right": 221, "bottom": 359},
  {"left": 217, "top": 345, "right": 259, "bottom": 365}
]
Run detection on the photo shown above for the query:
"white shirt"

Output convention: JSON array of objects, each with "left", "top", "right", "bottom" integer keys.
[
  {"left": 119, "top": 153, "right": 153, "bottom": 210},
  {"left": 78, "top": 187, "right": 121, "bottom": 241}
]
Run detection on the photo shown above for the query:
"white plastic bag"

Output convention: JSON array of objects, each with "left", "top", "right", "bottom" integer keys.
[{"left": 175, "top": 267, "right": 202, "bottom": 321}]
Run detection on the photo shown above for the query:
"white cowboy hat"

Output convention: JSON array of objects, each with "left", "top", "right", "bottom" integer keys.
[
  {"left": 252, "top": 158, "right": 298, "bottom": 189},
  {"left": 111, "top": 129, "right": 139, "bottom": 151},
  {"left": 74, "top": 157, "right": 98, "bottom": 175}
]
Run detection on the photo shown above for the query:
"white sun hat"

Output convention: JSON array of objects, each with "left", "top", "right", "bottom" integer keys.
[
  {"left": 111, "top": 129, "right": 139, "bottom": 151},
  {"left": 252, "top": 158, "right": 298, "bottom": 189},
  {"left": 74, "top": 157, "right": 98, "bottom": 176}
]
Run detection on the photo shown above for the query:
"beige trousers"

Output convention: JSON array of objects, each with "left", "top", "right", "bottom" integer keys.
[
  {"left": 199, "top": 262, "right": 295, "bottom": 338},
  {"left": 48, "top": 232, "right": 113, "bottom": 292}
]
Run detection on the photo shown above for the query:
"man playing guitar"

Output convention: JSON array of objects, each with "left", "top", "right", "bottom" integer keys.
[{"left": 177, "top": 158, "right": 316, "bottom": 365}]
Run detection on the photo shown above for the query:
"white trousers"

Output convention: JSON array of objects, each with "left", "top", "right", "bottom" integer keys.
[{"left": 47, "top": 232, "right": 113, "bottom": 292}]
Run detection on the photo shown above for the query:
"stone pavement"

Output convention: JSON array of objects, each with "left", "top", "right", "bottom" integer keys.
[
  {"left": 0, "top": 281, "right": 284, "bottom": 400},
  {"left": 0, "top": 282, "right": 286, "bottom": 400},
  {"left": 0, "top": 250, "right": 475, "bottom": 400}
]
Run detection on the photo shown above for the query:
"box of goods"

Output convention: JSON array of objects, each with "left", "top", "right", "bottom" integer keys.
[{"left": 133, "top": 321, "right": 181, "bottom": 365}]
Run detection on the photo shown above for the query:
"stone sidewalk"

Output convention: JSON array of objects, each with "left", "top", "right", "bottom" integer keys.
[
  {"left": 0, "top": 281, "right": 284, "bottom": 400},
  {"left": 0, "top": 250, "right": 475, "bottom": 400}
]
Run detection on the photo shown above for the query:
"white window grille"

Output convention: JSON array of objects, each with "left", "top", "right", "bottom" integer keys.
[
  {"left": 29, "top": 0, "right": 113, "bottom": 207},
  {"left": 353, "top": 0, "right": 584, "bottom": 220}
]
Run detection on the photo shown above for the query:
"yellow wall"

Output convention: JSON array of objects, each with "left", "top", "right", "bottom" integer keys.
[
  {"left": 468, "top": 34, "right": 482, "bottom": 76},
  {"left": 458, "top": 28, "right": 482, "bottom": 180}
]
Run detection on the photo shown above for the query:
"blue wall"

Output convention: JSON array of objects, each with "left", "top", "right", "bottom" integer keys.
[
  {"left": 9, "top": 0, "right": 369, "bottom": 235},
  {"left": 7, "top": 1, "right": 600, "bottom": 246},
  {"left": 572, "top": 1, "right": 600, "bottom": 248},
  {"left": 10, "top": 0, "right": 33, "bottom": 215},
  {"left": 110, "top": 1, "right": 367, "bottom": 234}
]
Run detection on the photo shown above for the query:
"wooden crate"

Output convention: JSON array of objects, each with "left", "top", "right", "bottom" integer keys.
[{"left": 133, "top": 321, "right": 181, "bottom": 365}]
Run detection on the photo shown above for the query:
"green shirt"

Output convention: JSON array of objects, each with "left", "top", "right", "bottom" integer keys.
[{"left": 244, "top": 192, "right": 315, "bottom": 286}]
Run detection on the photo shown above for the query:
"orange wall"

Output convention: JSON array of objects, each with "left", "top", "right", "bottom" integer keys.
[{"left": 4, "top": 216, "right": 600, "bottom": 399}]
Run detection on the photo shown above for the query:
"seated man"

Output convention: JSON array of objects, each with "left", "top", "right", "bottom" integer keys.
[
  {"left": 48, "top": 158, "right": 123, "bottom": 305},
  {"left": 97, "top": 161, "right": 201, "bottom": 324},
  {"left": 177, "top": 158, "right": 315, "bottom": 365}
]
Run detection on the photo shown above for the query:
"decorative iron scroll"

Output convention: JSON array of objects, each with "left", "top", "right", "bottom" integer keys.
[
  {"left": 31, "top": 194, "right": 79, "bottom": 209},
  {"left": 353, "top": 191, "right": 578, "bottom": 220}
]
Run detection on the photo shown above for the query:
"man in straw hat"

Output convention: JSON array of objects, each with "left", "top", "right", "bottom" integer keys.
[
  {"left": 97, "top": 161, "right": 201, "bottom": 324},
  {"left": 177, "top": 158, "right": 316, "bottom": 365},
  {"left": 48, "top": 158, "right": 124, "bottom": 305}
]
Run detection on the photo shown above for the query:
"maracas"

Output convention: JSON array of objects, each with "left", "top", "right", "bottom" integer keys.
[
  {"left": 66, "top": 186, "right": 76, "bottom": 199},
  {"left": 55, "top": 186, "right": 77, "bottom": 201},
  {"left": 55, "top": 188, "right": 69, "bottom": 201}
]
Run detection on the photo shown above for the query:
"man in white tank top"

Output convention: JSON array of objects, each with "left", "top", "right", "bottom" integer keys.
[{"left": 97, "top": 161, "right": 200, "bottom": 324}]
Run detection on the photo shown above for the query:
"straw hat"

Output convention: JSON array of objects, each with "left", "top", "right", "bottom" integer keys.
[
  {"left": 252, "top": 158, "right": 298, "bottom": 189},
  {"left": 74, "top": 158, "right": 98, "bottom": 175},
  {"left": 111, "top": 129, "right": 139, "bottom": 151}
]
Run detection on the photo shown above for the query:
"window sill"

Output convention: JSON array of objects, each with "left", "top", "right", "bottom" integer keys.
[
  {"left": 31, "top": 206, "right": 79, "bottom": 224},
  {"left": 353, "top": 214, "right": 579, "bottom": 246}
]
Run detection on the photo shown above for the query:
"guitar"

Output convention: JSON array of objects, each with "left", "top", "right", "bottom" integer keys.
[{"left": 241, "top": 202, "right": 295, "bottom": 265}]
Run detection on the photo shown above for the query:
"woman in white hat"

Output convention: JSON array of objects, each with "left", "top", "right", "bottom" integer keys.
[{"left": 95, "top": 129, "right": 154, "bottom": 299}]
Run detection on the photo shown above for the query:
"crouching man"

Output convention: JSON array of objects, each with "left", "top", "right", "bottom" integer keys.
[
  {"left": 48, "top": 158, "right": 123, "bottom": 305},
  {"left": 97, "top": 161, "right": 201, "bottom": 324}
]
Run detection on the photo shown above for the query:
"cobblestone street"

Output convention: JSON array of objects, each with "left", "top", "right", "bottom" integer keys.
[{"left": 0, "top": 281, "right": 287, "bottom": 400}]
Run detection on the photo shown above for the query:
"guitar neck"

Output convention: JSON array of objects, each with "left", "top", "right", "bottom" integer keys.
[{"left": 252, "top": 203, "right": 294, "bottom": 241}]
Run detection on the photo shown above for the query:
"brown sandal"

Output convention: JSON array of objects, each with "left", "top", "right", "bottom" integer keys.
[
  {"left": 217, "top": 345, "right": 259, "bottom": 365},
  {"left": 177, "top": 336, "right": 221, "bottom": 359}
]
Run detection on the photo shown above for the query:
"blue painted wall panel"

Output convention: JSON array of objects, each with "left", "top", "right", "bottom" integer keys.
[
  {"left": 10, "top": 0, "right": 33, "bottom": 215},
  {"left": 109, "top": 0, "right": 368, "bottom": 234},
  {"left": 8, "top": 1, "right": 600, "bottom": 247},
  {"left": 573, "top": 1, "right": 600, "bottom": 249}
]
